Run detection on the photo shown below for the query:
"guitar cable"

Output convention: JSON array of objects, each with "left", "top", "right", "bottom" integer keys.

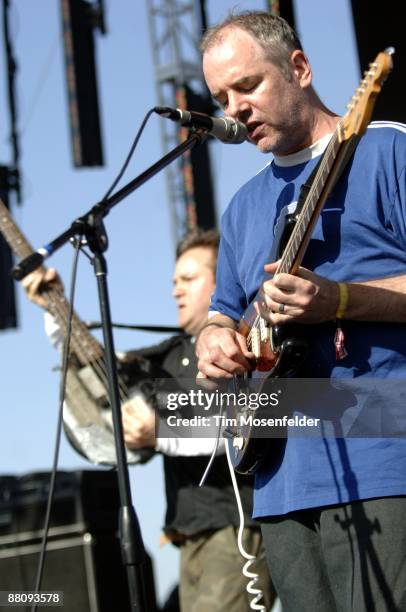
[
  {"left": 225, "top": 440, "right": 267, "bottom": 612},
  {"left": 198, "top": 405, "right": 266, "bottom": 611},
  {"left": 198, "top": 403, "right": 224, "bottom": 487}
]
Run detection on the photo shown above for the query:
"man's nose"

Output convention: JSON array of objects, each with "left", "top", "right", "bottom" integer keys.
[
  {"left": 227, "top": 93, "right": 250, "bottom": 121},
  {"left": 172, "top": 283, "right": 184, "bottom": 298}
]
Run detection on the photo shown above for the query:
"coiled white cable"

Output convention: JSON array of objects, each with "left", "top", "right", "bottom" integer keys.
[
  {"left": 198, "top": 404, "right": 267, "bottom": 610},
  {"left": 225, "top": 439, "right": 267, "bottom": 611}
]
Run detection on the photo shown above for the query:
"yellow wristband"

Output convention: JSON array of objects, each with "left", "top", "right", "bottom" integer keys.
[{"left": 336, "top": 282, "right": 348, "bottom": 319}]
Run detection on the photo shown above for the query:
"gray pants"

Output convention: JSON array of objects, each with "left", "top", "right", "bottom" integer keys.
[
  {"left": 260, "top": 496, "right": 406, "bottom": 612},
  {"left": 179, "top": 526, "right": 276, "bottom": 611}
]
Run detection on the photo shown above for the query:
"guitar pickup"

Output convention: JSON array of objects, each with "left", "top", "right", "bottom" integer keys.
[{"left": 77, "top": 365, "right": 109, "bottom": 405}]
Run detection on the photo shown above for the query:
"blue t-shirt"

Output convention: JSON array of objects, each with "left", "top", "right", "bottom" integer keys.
[{"left": 210, "top": 122, "right": 406, "bottom": 517}]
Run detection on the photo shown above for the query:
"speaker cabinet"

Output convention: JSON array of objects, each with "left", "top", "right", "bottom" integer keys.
[
  {"left": 0, "top": 471, "right": 157, "bottom": 611},
  {"left": 0, "top": 530, "right": 130, "bottom": 611}
]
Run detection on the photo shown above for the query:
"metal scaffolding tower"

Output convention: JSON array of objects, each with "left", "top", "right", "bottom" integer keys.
[{"left": 146, "top": 0, "right": 213, "bottom": 244}]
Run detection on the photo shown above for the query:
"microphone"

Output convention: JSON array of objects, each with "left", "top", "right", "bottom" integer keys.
[{"left": 154, "top": 106, "right": 247, "bottom": 144}]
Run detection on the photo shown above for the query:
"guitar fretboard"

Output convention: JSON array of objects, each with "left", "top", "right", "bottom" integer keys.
[
  {"left": 0, "top": 198, "right": 103, "bottom": 366},
  {"left": 276, "top": 128, "right": 342, "bottom": 276}
]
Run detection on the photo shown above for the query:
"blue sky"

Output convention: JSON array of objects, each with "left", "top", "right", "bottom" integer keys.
[{"left": 0, "top": 0, "right": 359, "bottom": 603}]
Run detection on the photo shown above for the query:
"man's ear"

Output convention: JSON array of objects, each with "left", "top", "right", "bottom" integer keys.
[{"left": 290, "top": 50, "right": 312, "bottom": 89}]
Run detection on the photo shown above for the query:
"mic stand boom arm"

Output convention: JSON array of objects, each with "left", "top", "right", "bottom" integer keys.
[
  {"left": 12, "top": 132, "right": 204, "bottom": 279},
  {"left": 12, "top": 131, "right": 205, "bottom": 612}
]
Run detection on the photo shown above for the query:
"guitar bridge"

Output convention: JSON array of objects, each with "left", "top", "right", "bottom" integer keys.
[{"left": 251, "top": 318, "right": 272, "bottom": 358}]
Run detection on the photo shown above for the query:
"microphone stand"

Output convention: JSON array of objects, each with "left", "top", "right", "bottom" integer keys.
[{"left": 13, "top": 131, "right": 205, "bottom": 611}]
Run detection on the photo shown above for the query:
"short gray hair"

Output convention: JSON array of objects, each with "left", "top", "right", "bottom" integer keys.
[{"left": 200, "top": 11, "right": 302, "bottom": 81}]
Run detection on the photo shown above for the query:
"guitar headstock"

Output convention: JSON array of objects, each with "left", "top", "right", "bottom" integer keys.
[{"left": 340, "top": 47, "right": 394, "bottom": 141}]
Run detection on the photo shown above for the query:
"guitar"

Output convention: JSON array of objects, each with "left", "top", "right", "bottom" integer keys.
[
  {"left": 225, "top": 48, "right": 394, "bottom": 475},
  {"left": 0, "top": 199, "right": 154, "bottom": 466}
]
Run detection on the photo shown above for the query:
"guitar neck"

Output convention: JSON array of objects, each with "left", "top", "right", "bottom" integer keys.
[
  {"left": 242, "top": 128, "right": 357, "bottom": 335},
  {"left": 0, "top": 198, "right": 104, "bottom": 366},
  {"left": 277, "top": 125, "right": 353, "bottom": 276},
  {"left": 252, "top": 47, "right": 393, "bottom": 300}
]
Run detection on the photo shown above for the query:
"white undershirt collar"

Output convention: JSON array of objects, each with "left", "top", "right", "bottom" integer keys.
[{"left": 273, "top": 133, "right": 333, "bottom": 167}]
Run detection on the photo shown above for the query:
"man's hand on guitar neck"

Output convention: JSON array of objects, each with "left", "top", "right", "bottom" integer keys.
[
  {"left": 261, "top": 261, "right": 406, "bottom": 325},
  {"left": 22, "top": 268, "right": 63, "bottom": 310},
  {"left": 196, "top": 314, "right": 255, "bottom": 379},
  {"left": 259, "top": 261, "right": 339, "bottom": 325}
]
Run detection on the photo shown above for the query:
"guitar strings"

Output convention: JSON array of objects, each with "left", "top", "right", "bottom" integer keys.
[
  {"left": 42, "top": 286, "right": 130, "bottom": 405},
  {"left": 48, "top": 291, "right": 126, "bottom": 399},
  {"left": 0, "top": 203, "right": 125, "bottom": 400},
  {"left": 246, "top": 124, "right": 342, "bottom": 351},
  {"left": 246, "top": 58, "right": 379, "bottom": 354}
]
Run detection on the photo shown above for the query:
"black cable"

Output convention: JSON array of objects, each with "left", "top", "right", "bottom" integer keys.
[
  {"left": 101, "top": 107, "right": 157, "bottom": 201},
  {"left": 85, "top": 320, "right": 181, "bottom": 333},
  {"left": 31, "top": 237, "right": 82, "bottom": 612}
]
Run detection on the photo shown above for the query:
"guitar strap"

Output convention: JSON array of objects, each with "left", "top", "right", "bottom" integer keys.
[
  {"left": 294, "top": 157, "right": 322, "bottom": 216},
  {"left": 295, "top": 133, "right": 361, "bottom": 216}
]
